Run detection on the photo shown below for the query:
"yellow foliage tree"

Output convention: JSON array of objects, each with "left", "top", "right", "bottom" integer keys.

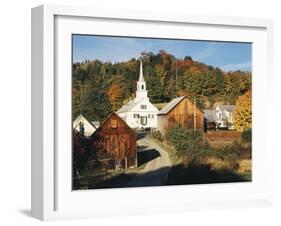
[
  {"left": 233, "top": 90, "right": 252, "bottom": 131},
  {"left": 107, "top": 83, "right": 124, "bottom": 111}
]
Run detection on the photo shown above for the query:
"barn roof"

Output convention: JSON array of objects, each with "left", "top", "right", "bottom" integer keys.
[
  {"left": 158, "top": 96, "right": 203, "bottom": 115},
  {"left": 158, "top": 96, "right": 185, "bottom": 115},
  {"left": 92, "top": 111, "right": 134, "bottom": 137}
]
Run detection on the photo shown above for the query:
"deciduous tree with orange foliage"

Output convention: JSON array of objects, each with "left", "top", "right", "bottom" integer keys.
[
  {"left": 108, "top": 83, "right": 125, "bottom": 111},
  {"left": 233, "top": 90, "right": 252, "bottom": 131}
]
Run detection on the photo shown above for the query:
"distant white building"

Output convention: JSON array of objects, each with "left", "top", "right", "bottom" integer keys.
[
  {"left": 204, "top": 105, "right": 236, "bottom": 130},
  {"left": 117, "top": 61, "right": 159, "bottom": 129},
  {"left": 73, "top": 114, "right": 97, "bottom": 136}
]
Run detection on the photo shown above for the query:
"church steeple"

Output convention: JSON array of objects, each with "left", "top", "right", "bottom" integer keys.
[
  {"left": 139, "top": 61, "right": 144, "bottom": 82},
  {"left": 135, "top": 61, "right": 148, "bottom": 101}
]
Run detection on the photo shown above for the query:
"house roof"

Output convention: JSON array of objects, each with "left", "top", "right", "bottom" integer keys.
[
  {"left": 73, "top": 114, "right": 97, "bottom": 136},
  {"left": 116, "top": 99, "right": 143, "bottom": 113},
  {"left": 73, "top": 114, "right": 97, "bottom": 130},
  {"left": 91, "top": 121, "right": 100, "bottom": 128},
  {"left": 204, "top": 105, "right": 236, "bottom": 122},
  {"left": 203, "top": 110, "right": 219, "bottom": 122},
  {"left": 158, "top": 96, "right": 185, "bottom": 115},
  {"left": 217, "top": 105, "right": 236, "bottom": 112}
]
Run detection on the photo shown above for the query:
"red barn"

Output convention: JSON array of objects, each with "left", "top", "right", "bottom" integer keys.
[{"left": 91, "top": 112, "right": 137, "bottom": 169}]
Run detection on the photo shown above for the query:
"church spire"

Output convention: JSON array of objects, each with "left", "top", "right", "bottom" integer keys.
[
  {"left": 135, "top": 60, "right": 148, "bottom": 101},
  {"left": 139, "top": 61, "right": 144, "bottom": 82}
]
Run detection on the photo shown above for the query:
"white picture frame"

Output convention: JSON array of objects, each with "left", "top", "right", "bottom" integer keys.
[{"left": 31, "top": 4, "right": 274, "bottom": 221}]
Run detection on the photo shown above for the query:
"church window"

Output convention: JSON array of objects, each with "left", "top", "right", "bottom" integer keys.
[
  {"left": 148, "top": 114, "right": 150, "bottom": 118},
  {"left": 141, "top": 105, "right": 147, "bottom": 109},
  {"left": 141, "top": 85, "right": 144, "bottom": 90},
  {"left": 134, "top": 114, "right": 139, "bottom": 118},
  {"left": 152, "top": 114, "right": 154, "bottom": 119},
  {"left": 140, "top": 116, "right": 147, "bottom": 125}
]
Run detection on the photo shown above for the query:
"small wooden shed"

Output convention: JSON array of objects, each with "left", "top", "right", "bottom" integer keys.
[
  {"left": 157, "top": 96, "right": 204, "bottom": 136},
  {"left": 91, "top": 112, "right": 137, "bottom": 169}
]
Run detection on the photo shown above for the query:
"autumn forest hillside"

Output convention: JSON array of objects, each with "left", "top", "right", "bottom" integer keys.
[{"left": 72, "top": 50, "right": 251, "bottom": 122}]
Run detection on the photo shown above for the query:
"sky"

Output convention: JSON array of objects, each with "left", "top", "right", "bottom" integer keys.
[{"left": 72, "top": 35, "right": 252, "bottom": 72}]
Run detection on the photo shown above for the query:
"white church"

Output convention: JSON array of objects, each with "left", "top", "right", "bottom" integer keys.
[{"left": 117, "top": 61, "right": 159, "bottom": 129}]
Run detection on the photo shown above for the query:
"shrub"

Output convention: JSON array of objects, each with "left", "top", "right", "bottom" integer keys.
[
  {"left": 151, "top": 130, "right": 163, "bottom": 141},
  {"left": 167, "top": 124, "right": 205, "bottom": 152},
  {"left": 242, "top": 128, "right": 252, "bottom": 143},
  {"left": 166, "top": 124, "right": 213, "bottom": 165}
]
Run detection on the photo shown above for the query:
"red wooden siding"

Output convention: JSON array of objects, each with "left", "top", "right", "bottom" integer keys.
[{"left": 91, "top": 112, "right": 137, "bottom": 169}]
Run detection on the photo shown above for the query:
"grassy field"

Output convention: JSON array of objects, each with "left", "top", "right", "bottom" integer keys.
[
  {"left": 151, "top": 134, "right": 252, "bottom": 185},
  {"left": 203, "top": 131, "right": 242, "bottom": 149}
]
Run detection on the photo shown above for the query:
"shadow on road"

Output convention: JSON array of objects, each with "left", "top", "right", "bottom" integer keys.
[
  {"left": 87, "top": 163, "right": 251, "bottom": 189},
  {"left": 91, "top": 166, "right": 171, "bottom": 189},
  {"left": 137, "top": 147, "right": 161, "bottom": 166}
]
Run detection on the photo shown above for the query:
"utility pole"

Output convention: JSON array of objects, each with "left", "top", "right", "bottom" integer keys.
[
  {"left": 175, "top": 60, "right": 178, "bottom": 95},
  {"left": 193, "top": 98, "right": 197, "bottom": 130},
  {"left": 75, "top": 82, "right": 88, "bottom": 115}
]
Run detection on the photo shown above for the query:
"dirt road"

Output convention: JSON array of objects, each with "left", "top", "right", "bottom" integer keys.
[{"left": 123, "top": 135, "right": 172, "bottom": 187}]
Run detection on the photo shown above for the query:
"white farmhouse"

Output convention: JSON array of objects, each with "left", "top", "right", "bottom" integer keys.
[
  {"left": 215, "top": 105, "right": 236, "bottom": 130},
  {"left": 203, "top": 105, "right": 236, "bottom": 130},
  {"left": 73, "top": 114, "right": 97, "bottom": 136},
  {"left": 117, "top": 61, "right": 159, "bottom": 129}
]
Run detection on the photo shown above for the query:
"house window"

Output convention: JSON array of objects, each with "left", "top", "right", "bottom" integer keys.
[
  {"left": 79, "top": 122, "right": 85, "bottom": 135},
  {"left": 134, "top": 114, "right": 139, "bottom": 118},
  {"left": 141, "top": 105, "right": 147, "bottom": 109},
  {"left": 152, "top": 114, "right": 154, "bottom": 119},
  {"left": 148, "top": 114, "right": 150, "bottom": 118}
]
